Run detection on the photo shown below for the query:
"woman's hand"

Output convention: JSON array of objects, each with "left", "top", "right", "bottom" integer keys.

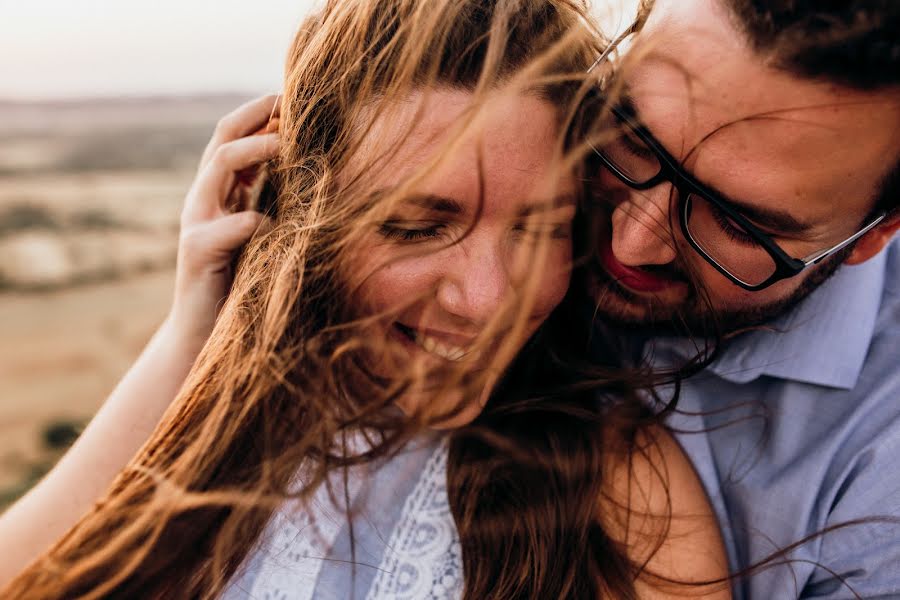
[{"left": 168, "top": 93, "right": 281, "bottom": 350}]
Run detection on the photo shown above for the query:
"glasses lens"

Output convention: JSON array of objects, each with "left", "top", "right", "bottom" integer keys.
[
  {"left": 597, "top": 118, "right": 662, "bottom": 185},
  {"left": 684, "top": 193, "right": 777, "bottom": 287}
]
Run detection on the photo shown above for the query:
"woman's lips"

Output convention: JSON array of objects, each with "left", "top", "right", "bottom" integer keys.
[{"left": 598, "top": 237, "right": 677, "bottom": 294}]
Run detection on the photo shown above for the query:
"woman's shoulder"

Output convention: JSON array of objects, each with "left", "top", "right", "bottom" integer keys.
[{"left": 597, "top": 423, "right": 733, "bottom": 599}]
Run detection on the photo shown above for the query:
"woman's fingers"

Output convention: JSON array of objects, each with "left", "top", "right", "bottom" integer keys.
[
  {"left": 171, "top": 211, "right": 271, "bottom": 338},
  {"left": 164, "top": 96, "right": 281, "bottom": 346},
  {"left": 199, "top": 94, "right": 281, "bottom": 170},
  {"left": 206, "top": 211, "right": 271, "bottom": 257},
  {"left": 179, "top": 211, "right": 270, "bottom": 276},
  {"left": 184, "top": 132, "right": 280, "bottom": 224}
]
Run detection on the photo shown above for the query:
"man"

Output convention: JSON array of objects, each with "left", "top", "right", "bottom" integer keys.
[{"left": 590, "top": 0, "right": 900, "bottom": 597}]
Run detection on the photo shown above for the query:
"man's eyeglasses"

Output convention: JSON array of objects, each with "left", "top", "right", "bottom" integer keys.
[{"left": 590, "top": 103, "right": 886, "bottom": 291}]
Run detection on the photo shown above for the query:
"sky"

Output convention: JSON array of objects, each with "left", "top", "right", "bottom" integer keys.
[
  {"left": 0, "top": 0, "right": 319, "bottom": 99},
  {"left": 0, "top": 0, "right": 635, "bottom": 100}
]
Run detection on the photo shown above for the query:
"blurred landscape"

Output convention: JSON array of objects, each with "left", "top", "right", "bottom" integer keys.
[{"left": 0, "top": 95, "right": 250, "bottom": 504}]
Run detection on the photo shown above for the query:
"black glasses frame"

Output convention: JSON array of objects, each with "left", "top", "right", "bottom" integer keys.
[{"left": 594, "top": 105, "right": 886, "bottom": 291}]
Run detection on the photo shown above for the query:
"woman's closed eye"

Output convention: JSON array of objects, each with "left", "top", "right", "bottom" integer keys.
[{"left": 378, "top": 219, "right": 447, "bottom": 242}]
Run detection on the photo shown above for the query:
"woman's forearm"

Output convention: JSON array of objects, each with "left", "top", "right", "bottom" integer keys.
[{"left": 0, "top": 317, "right": 202, "bottom": 586}]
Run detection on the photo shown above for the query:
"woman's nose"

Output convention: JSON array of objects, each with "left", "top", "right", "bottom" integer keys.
[
  {"left": 610, "top": 185, "right": 678, "bottom": 267},
  {"left": 435, "top": 239, "right": 510, "bottom": 325}
]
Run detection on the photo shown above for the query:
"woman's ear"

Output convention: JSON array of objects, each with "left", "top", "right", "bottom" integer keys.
[{"left": 844, "top": 213, "right": 900, "bottom": 265}]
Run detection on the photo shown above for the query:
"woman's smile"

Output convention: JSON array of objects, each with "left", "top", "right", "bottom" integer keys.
[{"left": 393, "top": 322, "right": 472, "bottom": 362}]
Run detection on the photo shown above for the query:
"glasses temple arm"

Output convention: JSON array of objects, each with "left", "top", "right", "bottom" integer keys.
[{"left": 801, "top": 213, "right": 887, "bottom": 265}]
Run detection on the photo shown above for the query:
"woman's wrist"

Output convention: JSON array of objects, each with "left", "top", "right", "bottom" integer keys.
[{"left": 157, "top": 312, "right": 213, "bottom": 363}]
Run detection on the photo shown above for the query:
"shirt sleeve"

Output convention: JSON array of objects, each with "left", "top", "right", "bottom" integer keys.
[{"left": 800, "top": 408, "right": 900, "bottom": 599}]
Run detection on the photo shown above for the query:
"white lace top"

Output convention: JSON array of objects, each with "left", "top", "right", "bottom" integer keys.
[{"left": 221, "top": 435, "right": 463, "bottom": 599}]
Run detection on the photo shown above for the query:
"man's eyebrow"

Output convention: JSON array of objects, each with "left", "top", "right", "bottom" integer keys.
[
  {"left": 618, "top": 92, "right": 643, "bottom": 125},
  {"left": 618, "top": 92, "right": 811, "bottom": 235},
  {"left": 718, "top": 196, "right": 811, "bottom": 234}
]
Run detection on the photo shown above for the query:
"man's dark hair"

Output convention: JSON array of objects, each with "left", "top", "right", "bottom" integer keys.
[
  {"left": 725, "top": 1, "right": 900, "bottom": 89},
  {"left": 725, "top": 1, "right": 900, "bottom": 213}
]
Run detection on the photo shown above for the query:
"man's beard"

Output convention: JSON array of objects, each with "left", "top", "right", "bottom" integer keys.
[{"left": 587, "top": 248, "right": 850, "bottom": 338}]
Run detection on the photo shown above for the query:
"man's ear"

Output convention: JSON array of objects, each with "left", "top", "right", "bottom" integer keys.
[{"left": 845, "top": 212, "right": 900, "bottom": 265}]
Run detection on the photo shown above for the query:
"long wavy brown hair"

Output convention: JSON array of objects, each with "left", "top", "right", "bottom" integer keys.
[{"left": 1, "top": 1, "right": 692, "bottom": 598}]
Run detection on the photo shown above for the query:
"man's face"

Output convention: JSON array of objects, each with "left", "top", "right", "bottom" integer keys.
[{"left": 590, "top": 0, "right": 900, "bottom": 332}]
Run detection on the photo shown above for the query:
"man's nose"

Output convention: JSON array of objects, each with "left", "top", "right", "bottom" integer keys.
[
  {"left": 436, "top": 239, "right": 510, "bottom": 326},
  {"left": 610, "top": 184, "right": 678, "bottom": 267}
]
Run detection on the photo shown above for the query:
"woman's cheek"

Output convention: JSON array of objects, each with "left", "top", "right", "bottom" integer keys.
[
  {"left": 357, "top": 251, "right": 441, "bottom": 314},
  {"left": 531, "top": 243, "right": 572, "bottom": 318}
]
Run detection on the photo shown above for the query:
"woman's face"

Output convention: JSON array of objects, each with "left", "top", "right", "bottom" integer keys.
[{"left": 344, "top": 88, "right": 577, "bottom": 424}]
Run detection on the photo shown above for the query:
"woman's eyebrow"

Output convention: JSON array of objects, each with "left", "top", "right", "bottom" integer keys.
[
  {"left": 517, "top": 194, "right": 577, "bottom": 217},
  {"left": 370, "top": 189, "right": 465, "bottom": 214},
  {"left": 410, "top": 194, "right": 465, "bottom": 214}
]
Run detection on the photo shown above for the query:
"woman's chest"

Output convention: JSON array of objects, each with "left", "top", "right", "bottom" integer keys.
[{"left": 222, "top": 437, "right": 462, "bottom": 600}]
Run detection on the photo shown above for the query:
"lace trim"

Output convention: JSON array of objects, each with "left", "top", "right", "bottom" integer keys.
[
  {"left": 230, "top": 435, "right": 462, "bottom": 599},
  {"left": 365, "top": 439, "right": 463, "bottom": 600},
  {"left": 246, "top": 456, "right": 367, "bottom": 600}
]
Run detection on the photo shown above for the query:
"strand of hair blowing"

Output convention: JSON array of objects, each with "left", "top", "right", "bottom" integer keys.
[
  {"left": 448, "top": 296, "right": 652, "bottom": 600},
  {"left": 0, "top": 1, "right": 665, "bottom": 598}
]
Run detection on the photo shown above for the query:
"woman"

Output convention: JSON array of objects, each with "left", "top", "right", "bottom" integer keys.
[{"left": 0, "top": 0, "right": 729, "bottom": 598}]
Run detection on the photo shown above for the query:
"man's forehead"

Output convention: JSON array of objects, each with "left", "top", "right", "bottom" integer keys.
[
  {"left": 631, "top": 0, "right": 900, "bottom": 130},
  {"left": 626, "top": 0, "right": 900, "bottom": 162},
  {"left": 619, "top": 0, "right": 900, "bottom": 230},
  {"left": 642, "top": 0, "right": 734, "bottom": 40},
  {"left": 631, "top": 0, "right": 795, "bottom": 130}
]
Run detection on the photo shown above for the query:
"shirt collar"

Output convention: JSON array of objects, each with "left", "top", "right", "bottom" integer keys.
[{"left": 650, "top": 247, "right": 890, "bottom": 390}]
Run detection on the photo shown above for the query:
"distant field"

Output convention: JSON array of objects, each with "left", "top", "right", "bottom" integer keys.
[{"left": 0, "top": 95, "right": 250, "bottom": 502}]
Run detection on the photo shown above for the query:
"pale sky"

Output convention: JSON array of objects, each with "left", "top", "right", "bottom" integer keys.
[{"left": 0, "top": 0, "right": 635, "bottom": 100}]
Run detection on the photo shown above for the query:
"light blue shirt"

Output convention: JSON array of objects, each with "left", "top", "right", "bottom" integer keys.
[
  {"left": 652, "top": 237, "right": 900, "bottom": 599},
  {"left": 223, "top": 242, "right": 899, "bottom": 599}
]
